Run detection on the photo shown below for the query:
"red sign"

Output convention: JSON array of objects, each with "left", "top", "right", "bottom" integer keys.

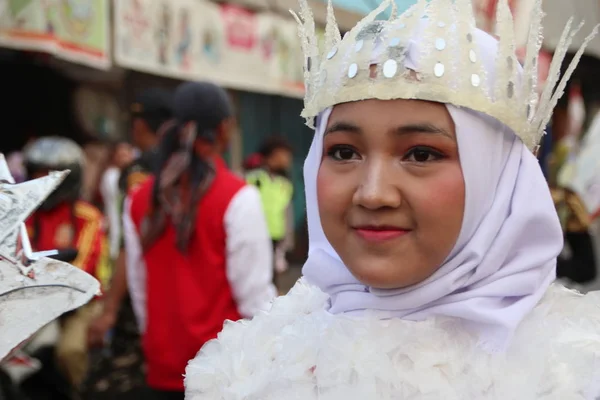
[{"left": 220, "top": 4, "right": 256, "bottom": 50}]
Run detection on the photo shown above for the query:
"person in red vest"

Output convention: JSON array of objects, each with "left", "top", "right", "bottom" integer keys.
[
  {"left": 23, "top": 136, "right": 105, "bottom": 394},
  {"left": 123, "top": 81, "right": 276, "bottom": 399}
]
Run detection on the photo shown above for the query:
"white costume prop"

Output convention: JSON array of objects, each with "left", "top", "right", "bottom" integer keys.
[
  {"left": 186, "top": 0, "right": 600, "bottom": 398},
  {"left": 0, "top": 155, "right": 99, "bottom": 361}
]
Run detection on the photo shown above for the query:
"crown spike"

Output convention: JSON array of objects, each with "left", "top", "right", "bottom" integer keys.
[
  {"left": 346, "top": 0, "right": 393, "bottom": 41},
  {"left": 454, "top": 0, "right": 487, "bottom": 92},
  {"left": 533, "top": 18, "right": 578, "bottom": 131},
  {"left": 521, "top": 0, "right": 543, "bottom": 117},
  {"left": 291, "top": 0, "right": 320, "bottom": 112},
  {"left": 493, "top": 0, "right": 518, "bottom": 103},
  {"left": 389, "top": 0, "right": 398, "bottom": 21},
  {"left": 536, "top": 23, "right": 598, "bottom": 136},
  {"left": 325, "top": 0, "right": 342, "bottom": 51}
]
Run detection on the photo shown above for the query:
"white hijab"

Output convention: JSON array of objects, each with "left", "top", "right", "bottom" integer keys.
[{"left": 302, "top": 27, "right": 564, "bottom": 350}]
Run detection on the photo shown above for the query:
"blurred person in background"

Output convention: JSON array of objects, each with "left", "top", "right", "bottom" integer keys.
[
  {"left": 242, "top": 152, "right": 263, "bottom": 172},
  {"left": 85, "top": 88, "right": 173, "bottom": 399},
  {"left": 6, "top": 151, "right": 26, "bottom": 183},
  {"left": 552, "top": 106, "right": 600, "bottom": 289},
  {"left": 123, "top": 81, "right": 276, "bottom": 399},
  {"left": 6, "top": 133, "right": 37, "bottom": 183},
  {"left": 121, "top": 88, "right": 175, "bottom": 192},
  {"left": 543, "top": 2, "right": 600, "bottom": 286},
  {"left": 100, "top": 140, "right": 134, "bottom": 263},
  {"left": 23, "top": 137, "right": 106, "bottom": 397},
  {"left": 246, "top": 137, "right": 295, "bottom": 288}
]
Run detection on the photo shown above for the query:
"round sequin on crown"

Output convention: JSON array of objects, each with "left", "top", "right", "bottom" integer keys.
[
  {"left": 348, "top": 63, "right": 358, "bottom": 78},
  {"left": 355, "top": 40, "right": 364, "bottom": 52},
  {"left": 435, "top": 38, "right": 446, "bottom": 51},
  {"left": 469, "top": 49, "right": 477, "bottom": 63},
  {"left": 434, "top": 63, "right": 445, "bottom": 77},
  {"left": 383, "top": 59, "right": 398, "bottom": 78},
  {"left": 390, "top": 37, "right": 401, "bottom": 47},
  {"left": 471, "top": 74, "right": 481, "bottom": 87},
  {"left": 327, "top": 47, "right": 338, "bottom": 59}
]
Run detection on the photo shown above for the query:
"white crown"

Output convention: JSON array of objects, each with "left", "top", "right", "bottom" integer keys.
[{"left": 291, "top": 0, "right": 598, "bottom": 150}]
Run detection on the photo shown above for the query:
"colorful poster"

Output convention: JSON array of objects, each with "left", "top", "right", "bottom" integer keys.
[
  {"left": 0, "top": 0, "right": 111, "bottom": 70},
  {"left": 113, "top": 0, "right": 305, "bottom": 98}
]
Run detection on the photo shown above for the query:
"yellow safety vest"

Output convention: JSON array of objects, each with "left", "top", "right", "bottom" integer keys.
[{"left": 246, "top": 169, "right": 293, "bottom": 241}]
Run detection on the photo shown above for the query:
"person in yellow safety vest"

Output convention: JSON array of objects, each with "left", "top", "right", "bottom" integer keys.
[{"left": 246, "top": 137, "right": 294, "bottom": 287}]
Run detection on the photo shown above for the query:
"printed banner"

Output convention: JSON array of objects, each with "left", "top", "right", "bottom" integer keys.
[
  {"left": 113, "top": 0, "right": 305, "bottom": 98},
  {"left": 0, "top": 0, "right": 111, "bottom": 70}
]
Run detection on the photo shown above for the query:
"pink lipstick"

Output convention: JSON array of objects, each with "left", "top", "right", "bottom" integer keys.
[{"left": 353, "top": 226, "right": 410, "bottom": 242}]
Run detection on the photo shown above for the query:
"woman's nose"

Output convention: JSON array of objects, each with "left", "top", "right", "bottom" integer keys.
[{"left": 352, "top": 159, "right": 402, "bottom": 210}]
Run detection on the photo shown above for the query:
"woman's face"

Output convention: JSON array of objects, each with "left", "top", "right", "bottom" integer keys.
[{"left": 317, "top": 99, "right": 465, "bottom": 289}]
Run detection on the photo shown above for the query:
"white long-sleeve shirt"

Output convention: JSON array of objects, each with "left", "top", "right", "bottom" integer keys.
[
  {"left": 122, "top": 185, "right": 277, "bottom": 333},
  {"left": 100, "top": 167, "right": 122, "bottom": 260}
]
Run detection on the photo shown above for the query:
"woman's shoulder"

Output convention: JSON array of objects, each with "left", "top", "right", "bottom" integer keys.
[
  {"left": 184, "top": 279, "right": 331, "bottom": 399},
  {"left": 184, "top": 282, "right": 600, "bottom": 399},
  {"left": 507, "top": 284, "right": 600, "bottom": 397},
  {"left": 524, "top": 284, "right": 600, "bottom": 345}
]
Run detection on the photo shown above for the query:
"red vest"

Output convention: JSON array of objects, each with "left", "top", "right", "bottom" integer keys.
[
  {"left": 26, "top": 201, "right": 104, "bottom": 276},
  {"left": 129, "top": 158, "right": 245, "bottom": 391}
]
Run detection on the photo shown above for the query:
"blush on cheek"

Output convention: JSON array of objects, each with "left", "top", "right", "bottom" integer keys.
[
  {"left": 316, "top": 165, "right": 353, "bottom": 220},
  {"left": 418, "top": 168, "right": 465, "bottom": 229},
  {"left": 430, "top": 174, "right": 464, "bottom": 206},
  {"left": 316, "top": 168, "right": 332, "bottom": 210}
]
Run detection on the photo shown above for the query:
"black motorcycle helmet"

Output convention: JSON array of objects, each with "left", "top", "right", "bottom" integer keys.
[{"left": 23, "top": 137, "right": 84, "bottom": 211}]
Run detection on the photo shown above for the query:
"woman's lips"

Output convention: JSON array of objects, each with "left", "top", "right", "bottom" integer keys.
[{"left": 353, "top": 227, "right": 410, "bottom": 242}]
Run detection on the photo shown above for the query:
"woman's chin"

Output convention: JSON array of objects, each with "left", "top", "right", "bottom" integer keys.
[{"left": 348, "top": 267, "right": 422, "bottom": 290}]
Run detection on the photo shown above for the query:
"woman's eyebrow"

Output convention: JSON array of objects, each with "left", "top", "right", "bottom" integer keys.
[
  {"left": 324, "top": 121, "right": 454, "bottom": 140},
  {"left": 324, "top": 122, "right": 362, "bottom": 136},
  {"left": 395, "top": 123, "right": 454, "bottom": 140}
]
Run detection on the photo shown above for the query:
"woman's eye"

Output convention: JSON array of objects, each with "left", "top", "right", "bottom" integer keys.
[
  {"left": 327, "top": 146, "right": 360, "bottom": 161},
  {"left": 404, "top": 147, "right": 444, "bottom": 163}
]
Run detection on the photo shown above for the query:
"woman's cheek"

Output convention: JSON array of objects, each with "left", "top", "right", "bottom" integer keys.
[
  {"left": 317, "top": 167, "right": 335, "bottom": 210},
  {"left": 417, "top": 166, "right": 465, "bottom": 216},
  {"left": 317, "top": 164, "right": 355, "bottom": 213}
]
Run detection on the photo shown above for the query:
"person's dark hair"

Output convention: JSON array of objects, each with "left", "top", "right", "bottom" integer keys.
[
  {"left": 131, "top": 88, "right": 174, "bottom": 134},
  {"left": 144, "top": 82, "right": 233, "bottom": 252},
  {"left": 151, "top": 82, "right": 233, "bottom": 209},
  {"left": 143, "top": 114, "right": 171, "bottom": 133},
  {"left": 258, "top": 136, "right": 293, "bottom": 158}
]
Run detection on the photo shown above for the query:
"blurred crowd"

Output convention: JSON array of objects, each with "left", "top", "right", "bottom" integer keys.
[{"left": 1, "top": 82, "right": 296, "bottom": 400}]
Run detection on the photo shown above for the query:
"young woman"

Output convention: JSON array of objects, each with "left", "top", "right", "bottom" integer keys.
[{"left": 185, "top": 0, "right": 600, "bottom": 398}]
